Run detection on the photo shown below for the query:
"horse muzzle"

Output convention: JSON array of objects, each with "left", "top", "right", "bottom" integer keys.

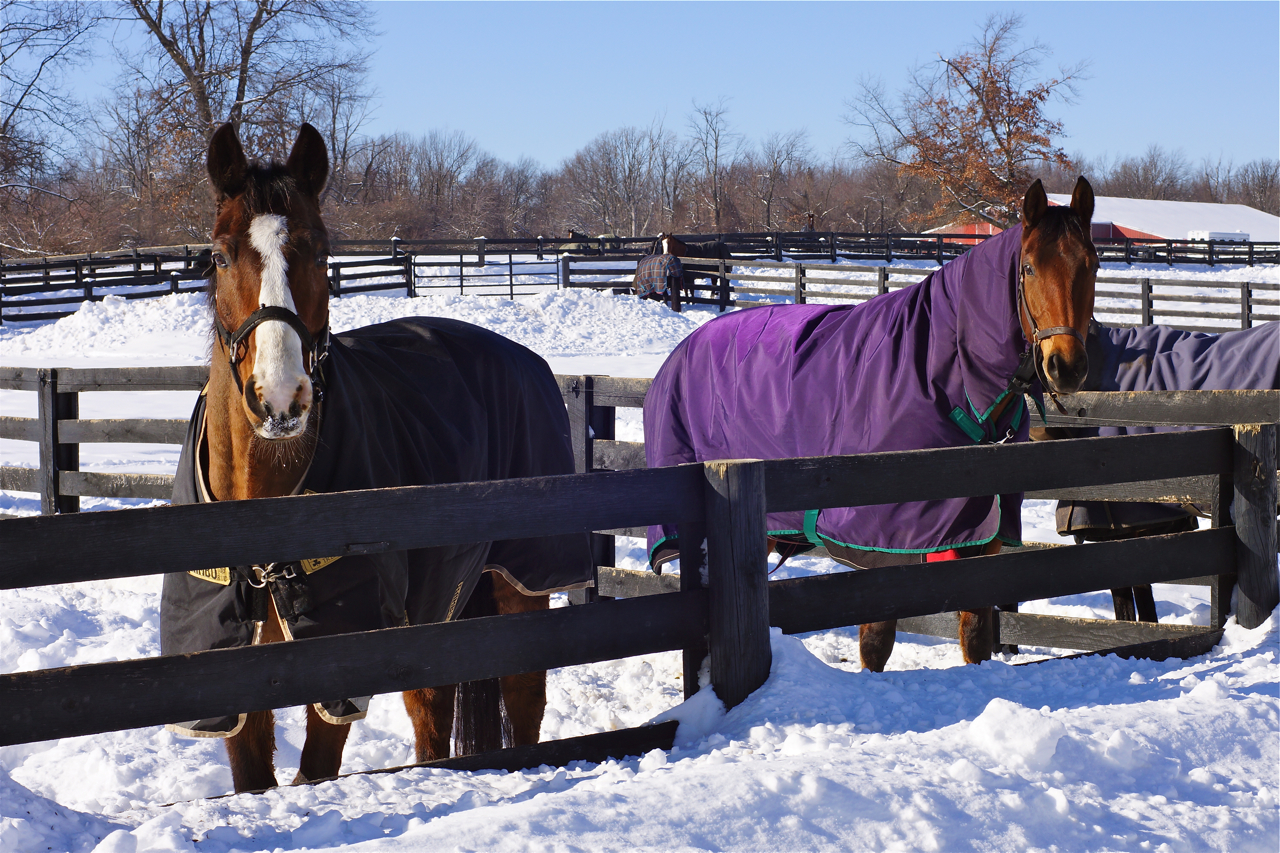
[
  {"left": 244, "top": 374, "right": 313, "bottom": 439},
  {"left": 1040, "top": 341, "right": 1088, "bottom": 395}
]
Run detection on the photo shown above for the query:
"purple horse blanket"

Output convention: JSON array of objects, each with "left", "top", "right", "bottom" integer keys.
[{"left": 645, "top": 226, "right": 1039, "bottom": 565}]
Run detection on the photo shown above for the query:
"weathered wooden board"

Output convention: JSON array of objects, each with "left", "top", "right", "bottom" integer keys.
[
  {"left": 0, "top": 590, "right": 708, "bottom": 747},
  {"left": 597, "top": 567, "right": 680, "bottom": 598},
  {"left": 58, "top": 471, "right": 174, "bottom": 499},
  {"left": 763, "top": 430, "right": 1231, "bottom": 513},
  {"left": 0, "top": 465, "right": 708, "bottom": 589},
  {"left": 1041, "top": 390, "right": 1278, "bottom": 426},
  {"left": 58, "top": 418, "right": 190, "bottom": 444},
  {"left": 768, "top": 528, "right": 1234, "bottom": 635}
]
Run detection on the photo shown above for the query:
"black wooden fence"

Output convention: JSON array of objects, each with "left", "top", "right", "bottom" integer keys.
[
  {"left": 0, "top": 385, "right": 1275, "bottom": 774},
  {"left": 563, "top": 256, "right": 1280, "bottom": 332},
  {"left": 5, "top": 231, "right": 1277, "bottom": 323}
]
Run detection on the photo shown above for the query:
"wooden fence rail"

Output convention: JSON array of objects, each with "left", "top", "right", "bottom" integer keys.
[
  {"left": 6, "top": 231, "right": 1276, "bottom": 322},
  {"left": 0, "top": 423, "right": 1275, "bottom": 755},
  {"left": 563, "top": 256, "right": 1280, "bottom": 332}
]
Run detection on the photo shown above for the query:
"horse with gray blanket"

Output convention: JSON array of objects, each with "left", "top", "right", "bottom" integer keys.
[
  {"left": 651, "top": 233, "right": 734, "bottom": 305},
  {"left": 1042, "top": 319, "right": 1279, "bottom": 622}
]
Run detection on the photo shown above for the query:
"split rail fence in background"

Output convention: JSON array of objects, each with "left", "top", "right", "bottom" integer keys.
[{"left": 4, "top": 231, "right": 1277, "bottom": 323}]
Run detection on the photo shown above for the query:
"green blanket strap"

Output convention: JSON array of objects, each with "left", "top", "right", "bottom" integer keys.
[{"left": 803, "top": 509, "right": 823, "bottom": 547}]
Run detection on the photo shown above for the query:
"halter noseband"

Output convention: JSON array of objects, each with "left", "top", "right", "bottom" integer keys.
[
  {"left": 214, "top": 304, "right": 330, "bottom": 398},
  {"left": 1011, "top": 256, "right": 1086, "bottom": 416}
]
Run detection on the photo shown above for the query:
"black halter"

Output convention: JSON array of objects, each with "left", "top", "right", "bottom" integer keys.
[
  {"left": 1009, "top": 256, "right": 1087, "bottom": 416},
  {"left": 214, "top": 304, "right": 329, "bottom": 399}
]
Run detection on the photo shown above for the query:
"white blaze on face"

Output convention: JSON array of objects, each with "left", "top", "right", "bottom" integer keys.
[
  {"left": 661, "top": 236, "right": 672, "bottom": 255},
  {"left": 247, "top": 214, "right": 310, "bottom": 430}
]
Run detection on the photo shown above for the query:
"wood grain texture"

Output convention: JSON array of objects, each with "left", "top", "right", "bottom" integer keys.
[
  {"left": 1040, "top": 390, "right": 1278, "bottom": 427},
  {"left": 763, "top": 429, "right": 1231, "bottom": 513},
  {"left": 0, "top": 417, "right": 39, "bottom": 442},
  {"left": 58, "top": 418, "right": 189, "bottom": 445},
  {"left": 0, "top": 465, "right": 707, "bottom": 590},
  {"left": 704, "top": 460, "right": 771, "bottom": 709},
  {"left": 768, "top": 528, "right": 1234, "bottom": 636},
  {"left": 58, "top": 471, "right": 175, "bottom": 499},
  {"left": 597, "top": 567, "right": 681, "bottom": 598},
  {"left": 0, "top": 590, "right": 708, "bottom": 747},
  {"left": 1233, "top": 424, "right": 1279, "bottom": 629}
]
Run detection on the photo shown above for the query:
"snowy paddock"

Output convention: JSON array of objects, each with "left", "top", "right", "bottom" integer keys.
[{"left": 0, "top": 262, "right": 1277, "bottom": 852}]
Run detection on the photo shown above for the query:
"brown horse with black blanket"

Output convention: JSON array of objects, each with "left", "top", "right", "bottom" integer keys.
[{"left": 161, "top": 123, "right": 593, "bottom": 794}]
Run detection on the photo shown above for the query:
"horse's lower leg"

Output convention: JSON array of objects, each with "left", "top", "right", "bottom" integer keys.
[
  {"left": 958, "top": 607, "right": 994, "bottom": 663},
  {"left": 293, "top": 705, "right": 351, "bottom": 784},
  {"left": 1133, "top": 584, "right": 1158, "bottom": 622},
  {"left": 491, "top": 573, "right": 549, "bottom": 747},
  {"left": 225, "top": 710, "right": 278, "bottom": 793},
  {"left": 403, "top": 686, "right": 456, "bottom": 763},
  {"left": 859, "top": 621, "right": 897, "bottom": 672}
]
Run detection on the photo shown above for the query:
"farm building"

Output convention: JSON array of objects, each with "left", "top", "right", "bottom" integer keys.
[{"left": 934, "top": 196, "right": 1280, "bottom": 243}]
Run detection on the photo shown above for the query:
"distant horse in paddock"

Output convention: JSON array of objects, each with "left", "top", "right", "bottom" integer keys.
[
  {"left": 631, "top": 252, "right": 687, "bottom": 312},
  {"left": 161, "top": 123, "right": 592, "bottom": 794},
  {"left": 651, "top": 233, "right": 735, "bottom": 305},
  {"left": 645, "top": 179, "right": 1098, "bottom": 672},
  {"left": 1042, "top": 319, "right": 1279, "bottom": 622}
]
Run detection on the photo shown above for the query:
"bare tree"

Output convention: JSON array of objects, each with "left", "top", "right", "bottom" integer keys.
[
  {"left": 688, "top": 98, "right": 742, "bottom": 230},
  {"left": 118, "top": 0, "right": 374, "bottom": 145},
  {"left": 1234, "top": 159, "right": 1280, "bottom": 216},
  {"left": 846, "top": 13, "right": 1085, "bottom": 227},
  {"left": 746, "top": 130, "right": 810, "bottom": 229}
]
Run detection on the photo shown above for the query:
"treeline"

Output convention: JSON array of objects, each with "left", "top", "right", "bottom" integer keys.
[{"left": 2, "top": 4, "right": 1275, "bottom": 258}]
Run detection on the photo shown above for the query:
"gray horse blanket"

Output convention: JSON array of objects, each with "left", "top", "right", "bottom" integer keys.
[
  {"left": 645, "top": 225, "right": 1039, "bottom": 566},
  {"left": 162, "top": 317, "right": 593, "bottom": 736},
  {"left": 1056, "top": 320, "right": 1279, "bottom": 537},
  {"left": 633, "top": 253, "right": 684, "bottom": 297}
]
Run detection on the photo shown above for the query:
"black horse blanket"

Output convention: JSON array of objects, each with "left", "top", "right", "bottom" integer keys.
[
  {"left": 1055, "top": 320, "right": 1279, "bottom": 538},
  {"left": 162, "top": 317, "right": 593, "bottom": 736}
]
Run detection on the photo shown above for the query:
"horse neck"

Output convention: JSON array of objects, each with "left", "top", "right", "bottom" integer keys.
[{"left": 203, "top": 354, "right": 313, "bottom": 501}]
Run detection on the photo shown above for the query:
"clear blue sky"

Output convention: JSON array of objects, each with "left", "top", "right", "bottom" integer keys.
[
  {"left": 81, "top": 1, "right": 1278, "bottom": 171},
  {"left": 359, "top": 0, "right": 1278, "bottom": 169}
]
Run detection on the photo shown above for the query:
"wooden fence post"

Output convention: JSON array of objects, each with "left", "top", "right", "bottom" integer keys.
[
  {"left": 1140, "top": 278, "right": 1152, "bottom": 325},
  {"left": 404, "top": 254, "right": 414, "bottom": 297},
  {"left": 793, "top": 263, "right": 805, "bottom": 304},
  {"left": 565, "top": 376, "right": 606, "bottom": 605},
  {"left": 560, "top": 256, "right": 570, "bottom": 290},
  {"left": 1233, "top": 424, "right": 1278, "bottom": 629},
  {"left": 1240, "top": 284, "right": 1252, "bottom": 330},
  {"left": 703, "top": 459, "right": 771, "bottom": 709},
  {"left": 1208, "top": 469, "right": 1236, "bottom": 632},
  {"left": 877, "top": 267, "right": 888, "bottom": 296},
  {"left": 37, "top": 369, "right": 78, "bottom": 515}
]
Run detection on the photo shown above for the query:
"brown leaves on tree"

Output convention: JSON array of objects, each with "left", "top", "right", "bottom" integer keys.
[{"left": 848, "top": 13, "right": 1085, "bottom": 229}]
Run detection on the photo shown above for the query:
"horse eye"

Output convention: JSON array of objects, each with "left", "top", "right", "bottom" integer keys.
[
  {"left": 1022, "top": 263, "right": 1035, "bottom": 277},
  {"left": 213, "top": 251, "right": 229, "bottom": 269},
  {"left": 315, "top": 251, "right": 328, "bottom": 268}
]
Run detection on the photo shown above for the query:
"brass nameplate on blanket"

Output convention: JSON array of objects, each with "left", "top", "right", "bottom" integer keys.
[{"left": 189, "top": 567, "right": 232, "bottom": 585}]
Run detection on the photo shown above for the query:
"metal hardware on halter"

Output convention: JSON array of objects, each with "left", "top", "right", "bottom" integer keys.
[
  {"left": 213, "top": 305, "right": 330, "bottom": 396},
  {"left": 246, "top": 562, "right": 299, "bottom": 588},
  {"left": 1015, "top": 258, "right": 1087, "bottom": 415}
]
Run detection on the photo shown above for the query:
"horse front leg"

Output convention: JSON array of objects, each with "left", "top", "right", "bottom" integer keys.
[
  {"left": 293, "top": 706, "right": 351, "bottom": 784},
  {"left": 225, "top": 710, "right": 278, "bottom": 793},
  {"left": 403, "top": 686, "right": 456, "bottom": 763},
  {"left": 957, "top": 539, "right": 1004, "bottom": 664},
  {"left": 858, "top": 621, "right": 897, "bottom": 672},
  {"left": 491, "top": 573, "right": 550, "bottom": 747}
]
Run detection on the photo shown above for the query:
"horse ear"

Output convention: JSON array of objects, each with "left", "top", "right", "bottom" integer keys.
[
  {"left": 207, "top": 123, "right": 248, "bottom": 201},
  {"left": 1070, "top": 176, "right": 1095, "bottom": 228},
  {"left": 1022, "top": 179, "right": 1048, "bottom": 229},
  {"left": 287, "top": 123, "right": 329, "bottom": 197}
]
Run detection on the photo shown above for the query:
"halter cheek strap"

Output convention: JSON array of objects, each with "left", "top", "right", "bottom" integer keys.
[
  {"left": 1013, "top": 260, "right": 1087, "bottom": 416},
  {"left": 214, "top": 304, "right": 330, "bottom": 399}
]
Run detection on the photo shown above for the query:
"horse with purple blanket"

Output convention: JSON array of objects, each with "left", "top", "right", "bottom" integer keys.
[{"left": 644, "top": 179, "right": 1099, "bottom": 671}]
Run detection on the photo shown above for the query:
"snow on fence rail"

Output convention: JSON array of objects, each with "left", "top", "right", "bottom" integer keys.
[
  {"left": 5, "top": 232, "right": 1277, "bottom": 323},
  {"left": 0, "top": 366, "right": 1276, "bottom": 774}
]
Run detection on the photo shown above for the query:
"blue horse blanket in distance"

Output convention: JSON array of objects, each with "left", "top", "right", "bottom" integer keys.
[{"left": 644, "top": 225, "right": 1039, "bottom": 565}]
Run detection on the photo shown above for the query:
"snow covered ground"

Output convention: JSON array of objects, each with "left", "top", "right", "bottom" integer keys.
[{"left": 0, "top": 263, "right": 1276, "bottom": 852}]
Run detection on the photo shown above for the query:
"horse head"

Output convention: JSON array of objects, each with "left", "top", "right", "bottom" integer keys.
[
  {"left": 658, "top": 232, "right": 687, "bottom": 257},
  {"left": 206, "top": 123, "right": 331, "bottom": 442},
  {"left": 1019, "top": 177, "right": 1097, "bottom": 395}
]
